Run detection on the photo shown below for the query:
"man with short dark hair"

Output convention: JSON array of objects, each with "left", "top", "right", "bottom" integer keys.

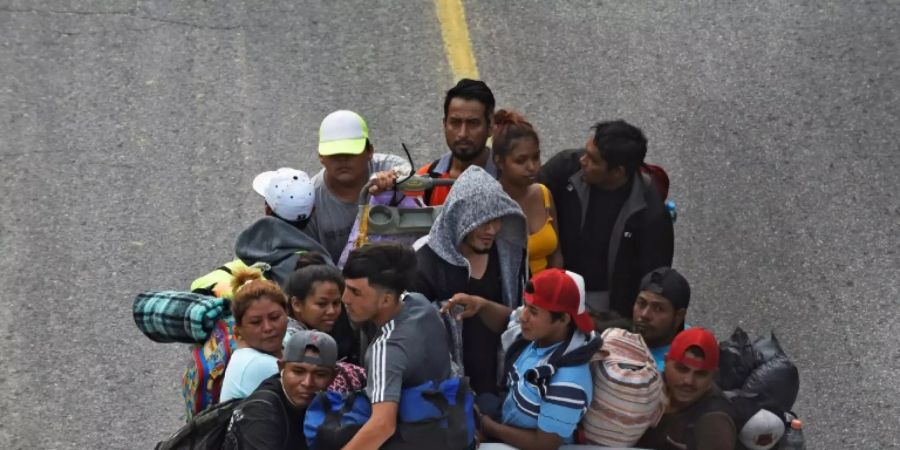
[
  {"left": 632, "top": 267, "right": 691, "bottom": 371},
  {"left": 340, "top": 243, "right": 452, "bottom": 450},
  {"left": 637, "top": 327, "right": 738, "bottom": 450},
  {"left": 417, "top": 79, "right": 497, "bottom": 205},
  {"left": 223, "top": 330, "right": 339, "bottom": 450},
  {"left": 306, "top": 110, "right": 410, "bottom": 263},
  {"left": 539, "top": 120, "right": 674, "bottom": 319}
]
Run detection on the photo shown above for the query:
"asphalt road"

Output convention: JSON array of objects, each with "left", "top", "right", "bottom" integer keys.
[{"left": 1, "top": 1, "right": 897, "bottom": 449}]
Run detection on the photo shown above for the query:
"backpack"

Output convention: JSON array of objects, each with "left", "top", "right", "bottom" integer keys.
[
  {"left": 304, "top": 377, "right": 475, "bottom": 450},
  {"left": 156, "top": 390, "right": 284, "bottom": 450},
  {"left": 640, "top": 163, "right": 670, "bottom": 200},
  {"left": 182, "top": 316, "right": 237, "bottom": 419},
  {"left": 155, "top": 398, "right": 242, "bottom": 450},
  {"left": 581, "top": 328, "right": 665, "bottom": 447}
]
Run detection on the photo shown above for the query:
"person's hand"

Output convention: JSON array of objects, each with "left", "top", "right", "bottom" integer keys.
[
  {"left": 476, "top": 407, "right": 497, "bottom": 441},
  {"left": 440, "top": 293, "right": 486, "bottom": 320},
  {"left": 368, "top": 170, "right": 399, "bottom": 194},
  {"left": 473, "top": 404, "right": 486, "bottom": 442}
]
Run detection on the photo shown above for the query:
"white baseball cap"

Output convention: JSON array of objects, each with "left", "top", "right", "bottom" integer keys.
[
  {"left": 318, "top": 110, "right": 369, "bottom": 156},
  {"left": 739, "top": 409, "right": 786, "bottom": 450},
  {"left": 252, "top": 168, "right": 315, "bottom": 222}
]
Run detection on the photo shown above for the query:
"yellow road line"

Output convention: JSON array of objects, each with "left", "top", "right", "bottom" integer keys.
[{"left": 434, "top": 0, "right": 480, "bottom": 80}]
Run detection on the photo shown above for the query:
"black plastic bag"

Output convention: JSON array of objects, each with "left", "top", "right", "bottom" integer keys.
[
  {"left": 718, "top": 329, "right": 800, "bottom": 416},
  {"left": 742, "top": 355, "right": 800, "bottom": 415},
  {"left": 752, "top": 332, "right": 787, "bottom": 362},
  {"left": 716, "top": 327, "right": 758, "bottom": 390}
]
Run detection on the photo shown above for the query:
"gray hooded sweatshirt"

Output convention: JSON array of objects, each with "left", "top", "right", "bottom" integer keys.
[
  {"left": 234, "top": 216, "right": 331, "bottom": 287},
  {"left": 415, "top": 165, "right": 527, "bottom": 307},
  {"left": 414, "top": 165, "right": 527, "bottom": 391}
]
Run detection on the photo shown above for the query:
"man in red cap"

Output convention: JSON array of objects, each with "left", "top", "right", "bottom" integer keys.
[
  {"left": 637, "top": 327, "right": 738, "bottom": 450},
  {"left": 477, "top": 269, "right": 600, "bottom": 450}
]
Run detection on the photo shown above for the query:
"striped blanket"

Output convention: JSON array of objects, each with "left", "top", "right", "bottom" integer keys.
[{"left": 582, "top": 328, "right": 665, "bottom": 447}]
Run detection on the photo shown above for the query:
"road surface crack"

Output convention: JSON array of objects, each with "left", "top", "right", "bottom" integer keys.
[{"left": 0, "top": 7, "right": 243, "bottom": 31}]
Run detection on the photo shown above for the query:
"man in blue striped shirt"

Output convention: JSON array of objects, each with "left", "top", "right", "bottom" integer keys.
[{"left": 480, "top": 269, "right": 601, "bottom": 450}]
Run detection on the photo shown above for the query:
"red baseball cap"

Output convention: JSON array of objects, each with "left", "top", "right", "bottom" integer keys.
[
  {"left": 666, "top": 327, "right": 720, "bottom": 371},
  {"left": 524, "top": 269, "right": 595, "bottom": 334}
]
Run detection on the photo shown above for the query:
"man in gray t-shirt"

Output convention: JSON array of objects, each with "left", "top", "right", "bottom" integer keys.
[
  {"left": 305, "top": 110, "right": 409, "bottom": 263},
  {"left": 340, "top": 244, "right": 452, "bottom": 450}
]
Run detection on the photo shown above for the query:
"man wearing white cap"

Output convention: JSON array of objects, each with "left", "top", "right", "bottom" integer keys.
[
  {"left": 191, "top": 168, "right": 331, "bottom": 295},
  {"left": 252, "top": 167, "right": 317, "bottom": 227},
  {"left": 234, "top": 167, "right": 328, "bottom": 286},
  {"left": 235, "top": 168, "right": 331, "bottom": 285},
  {"left": 306, "top": 110, "right": 410, "bottom": 264}
]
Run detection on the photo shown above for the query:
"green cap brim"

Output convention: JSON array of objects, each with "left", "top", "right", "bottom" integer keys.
[{"left": 318, "top": 138, "right": 367, "bottom": 156}]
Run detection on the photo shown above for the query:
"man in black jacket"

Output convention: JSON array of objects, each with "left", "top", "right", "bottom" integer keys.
[
  {"left": 539, "top": 120, "right": 673, "bottom": 320},
  {"left": 223, "top": 330, "right": 338, "bottom": 450}
]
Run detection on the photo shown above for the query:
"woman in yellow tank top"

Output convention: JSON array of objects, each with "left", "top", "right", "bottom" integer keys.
[{"left": 492, "top": 110, "right": 563, "bottom": 275}]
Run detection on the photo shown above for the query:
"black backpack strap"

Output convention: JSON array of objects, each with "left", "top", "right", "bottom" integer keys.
[{"left": 255, "top": 389, "right": 291, "bottom": 449}]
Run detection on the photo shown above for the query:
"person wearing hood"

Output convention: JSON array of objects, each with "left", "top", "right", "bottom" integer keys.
[
  {"left": 414, "top": 165, "right": 528, "bottom": 396},
  {"left": 479, "top": 269, "right": 601, "bottom": 450},
  {"left": 235, "top": 167, "right": 331, "bottom": 285},
  {"left": 190, "top": 167, "right": 331, "bottom": 297}
]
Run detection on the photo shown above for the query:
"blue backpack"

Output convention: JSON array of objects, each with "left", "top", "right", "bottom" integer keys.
[{"left": 304, "top": 377, "right": 475, "bottom": 450}]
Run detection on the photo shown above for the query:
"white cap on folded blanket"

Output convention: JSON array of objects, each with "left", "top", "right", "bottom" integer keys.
[
  {"left": 253, "top": 168, "right": 315, "bottom": 222},
  {"left": 739, "top": 409, "right": 786, "bottom": 450}
]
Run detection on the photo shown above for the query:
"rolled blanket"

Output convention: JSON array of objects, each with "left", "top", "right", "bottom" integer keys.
[{"left": 133, "top": 290, "right": 229, "bottom": 343}]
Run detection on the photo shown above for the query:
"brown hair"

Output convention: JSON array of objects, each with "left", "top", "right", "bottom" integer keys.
[
  {"left": 492, "top": 109, "right": 540, "bottom": 160},
  {"left": 230, "top": 268, "right": 288, "bottom": 325}
]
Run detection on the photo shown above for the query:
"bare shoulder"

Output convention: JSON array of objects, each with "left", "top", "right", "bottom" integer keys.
[{"left": 527, "top": 183, "right": 545, "bottom": 201}]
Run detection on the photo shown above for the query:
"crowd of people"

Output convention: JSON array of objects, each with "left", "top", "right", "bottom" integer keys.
[{"left": 147, "top": 78, "right": 794, "bottom": 450}]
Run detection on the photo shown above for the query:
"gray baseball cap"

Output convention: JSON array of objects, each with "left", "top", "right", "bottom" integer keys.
[{"left": 283, "top": 330, "right": 338, "bottom": 368}]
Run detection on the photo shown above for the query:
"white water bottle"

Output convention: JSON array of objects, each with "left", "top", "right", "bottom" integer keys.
[{"left": 777, "top": 419, "right": 806, "bottom": 450}]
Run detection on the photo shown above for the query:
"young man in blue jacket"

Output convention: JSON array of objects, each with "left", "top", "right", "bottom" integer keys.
[{"left": 479, "top": 269, "right": 601, "bottom": 450}]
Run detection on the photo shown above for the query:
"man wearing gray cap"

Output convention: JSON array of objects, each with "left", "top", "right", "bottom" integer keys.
[{"left": 223, "top": 330, "right": 339, "bottom": 450}]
